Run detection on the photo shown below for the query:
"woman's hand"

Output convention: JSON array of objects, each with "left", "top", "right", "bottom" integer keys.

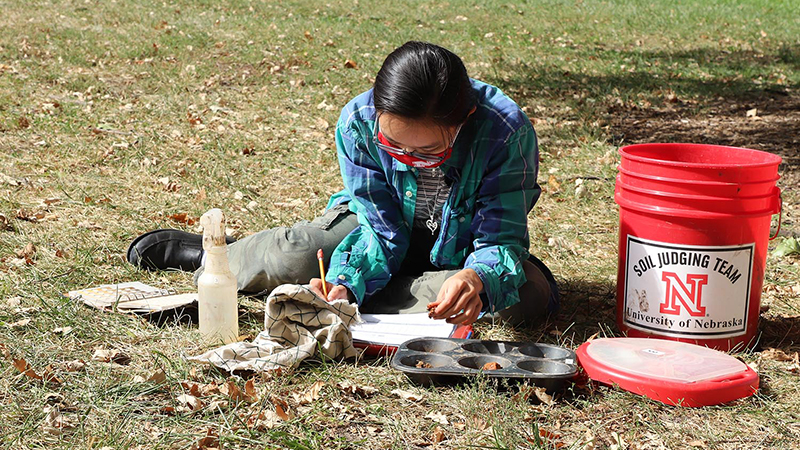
[
  {"left": 428, "top": 269, "right": 484, "bottom": 325},
  {"left": 309, "top": 278, "right": 353, "bottom": 302}
]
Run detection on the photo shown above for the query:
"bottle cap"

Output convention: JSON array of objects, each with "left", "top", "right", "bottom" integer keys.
[{"left": 199, "top": 208, "right": 227, "bottom": 251}]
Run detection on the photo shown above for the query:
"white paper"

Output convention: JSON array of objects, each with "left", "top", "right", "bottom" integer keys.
[{"left": 350, "top": 313, "right": 456, "bottom": 347}]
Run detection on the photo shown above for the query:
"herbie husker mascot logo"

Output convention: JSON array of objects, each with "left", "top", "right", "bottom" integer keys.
[{"left": 659, "top": 272, "right": 709, "bottom": 316}]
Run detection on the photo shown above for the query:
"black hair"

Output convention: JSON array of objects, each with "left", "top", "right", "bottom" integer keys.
[{"left": 373, "top": 41, "right": 476, "bottom": 127}]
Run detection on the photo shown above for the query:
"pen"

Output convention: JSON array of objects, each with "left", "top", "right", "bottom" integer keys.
[{"left": 317, "top": 248, "right": 328, "bottom": 298}]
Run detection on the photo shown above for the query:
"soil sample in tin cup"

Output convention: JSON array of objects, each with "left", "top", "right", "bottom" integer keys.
[{"left": 482, "top": 361, "right": 503, "bottom": 371}]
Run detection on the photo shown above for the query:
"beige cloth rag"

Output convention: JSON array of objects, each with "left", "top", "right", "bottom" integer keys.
[{"left": 190, "top": 283, "right": 360, "bottom": 372}]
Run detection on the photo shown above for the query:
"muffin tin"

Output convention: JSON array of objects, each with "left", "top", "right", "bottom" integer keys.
[{"left": 391, "top": 338, "right": 578, "bottom": 391}]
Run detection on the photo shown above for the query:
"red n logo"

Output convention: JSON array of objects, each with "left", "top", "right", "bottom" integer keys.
[{"left": 660, "top": 272, "right": 709, "bottom": 316}]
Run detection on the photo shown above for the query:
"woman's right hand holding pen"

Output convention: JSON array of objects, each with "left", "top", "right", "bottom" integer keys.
[{"left": 309, "top": 278, "right": 354, "bottom": 303}]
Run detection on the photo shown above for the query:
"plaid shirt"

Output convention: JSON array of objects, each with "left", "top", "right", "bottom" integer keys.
[{"left": 325, "top": 79, "right": 541, "bottom": 312}]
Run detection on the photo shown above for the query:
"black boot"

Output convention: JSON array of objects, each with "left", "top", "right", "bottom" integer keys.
[{"left": 127, "top": 229, "right": 236, "bottom": 272}]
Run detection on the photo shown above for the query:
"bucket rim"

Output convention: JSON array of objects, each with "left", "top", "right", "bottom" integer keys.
[
  {"left": 617, "top": 165, "right": 781, "bottom": 186},
  {"left": 619, "top": 143, "right": 782, "bottom": 169},
  {"left": 615, "top": 193, "right": 778, "bottom": 219},
  {"left": 617, "top": 177, "right": 781, "bottom": 202}
]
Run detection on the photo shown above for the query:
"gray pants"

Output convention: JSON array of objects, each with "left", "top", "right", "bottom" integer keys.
[{"left": 201, "top": 205, "right": 552, "bottom": 326}]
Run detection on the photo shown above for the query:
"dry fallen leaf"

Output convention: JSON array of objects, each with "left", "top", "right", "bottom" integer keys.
[
  {"left": 366, "top": 425, "right": 383, "bottom": 436},
  {"left": 688, "top": 440, "right": 707, "bottom": 448},
  {"left": 91, "top": 348, "right": 131, "bottom": 365},
  {"left": 746, "top": 108, "right": 758, "bottom": 118},
  {"left": 0, "top": 213, "right": 13, "bottom": 231},
  {"left": 314, "top": 117, "right": 330, "bottom": 130},
  {"left": 201, "top": 381, "right": 221, "bottom": 397},
  {"left": 425, "top": 411, "right": 449, "bottom": 425},
  {"left": 220, "top": 380, "right": 244, "bottom": 401},
  {"left": 547, "top": 174, "right": 561, "bottom": 191},
  {"left": 244, "top": 378, "right": 259, "bottom": 402},
  {"left": 13, "top": 358, "right": 62, "bottom": 384},
  {"left": 16, "top": 243, "right": 36, "bottom": 260},
  {"left": 337, "top": 381, "right": 378, "bottom": 398},
  {"left": 156, "top": 176, "right": 180, "bottom": 192},
  {"left": 533, "top": 387, "right": 555, "bottom": 405},
  {"left": 146, "top": 369, "right": 167, "bottom": 384},
  {"left": 8, "top": 318, "right": 31, "bottom": 328},
  {"left": 64, "top": 359, "right": 86, "bottom": 372},
  {"left": 344, "top": 59, "right": 357, "bottom": 69},
  {"left": 52, "top": 326, "right": 72, "bottom": 335},
  {"left": 221, "top": 379, "right": 257, "bottom": 402},
  {"left": 247, "top": 410, "right": 282, "bottom": 430},
  {"left": 466, "top": 416, "right": 489, "bottom": 431},
  {"left": 0, "top": 343, "right": 10, "bottom": 359},
  {"left": 610, "top": 431, "right": 627, "bottom": 450},
  {"left": 181, "top": 381, "right": 203, "bottom": 397},
  {"left": 761, "top": 348, "right": 797, "bottom": 362},
  {"left": 168, "top": 213, "right": 196, "bottom": 225},
  {"left": 272, "top": 396, "right": 292, "bottom": 421},
  {"left": 432, "top": 426, "right": 446, "bottom": 443},
  {"left": 76, "top": 220, "right": 102, "bottom": 230},
  {"left": 294, "top": 380, "right": 325, "bottom": 405},
  {"left": 191, "top": 428, "right": 219, "bottom": 450},
  {"left": 41, "top": 406, "right": 75, "bottom": 435},
  {"left": 16, "top": 209, "right": 46, "bottom": 222},
  {"left": 177, "top": 394, "right": 204, "bottom": 411},
  {"left": 391, "top": 388, "right": 426, "bottom": 402}
]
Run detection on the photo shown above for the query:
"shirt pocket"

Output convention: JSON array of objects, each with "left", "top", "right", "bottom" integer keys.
[{"left": 449, "top": 193, "right": 477, "bottom": 227}]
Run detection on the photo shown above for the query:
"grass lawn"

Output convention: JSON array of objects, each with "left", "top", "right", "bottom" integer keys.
[{"left": 1, "top": 0, "right": 799, "bottom": 448}]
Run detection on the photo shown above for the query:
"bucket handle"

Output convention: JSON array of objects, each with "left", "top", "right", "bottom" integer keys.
[{"left": 770, "top": 189, "right": 782, "bottom": 241}]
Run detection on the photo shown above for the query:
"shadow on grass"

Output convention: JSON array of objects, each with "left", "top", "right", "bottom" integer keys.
[
  {"left": 551, "top": 277, "right": 618, "bottom": 343},
  {"left": 142, "top": 305, "right": 198, "bottom": 327},
  {"left": 488, "top": 44, "right": 798, "bottom": 103},
  {"left": 486, "top": 44, "right": 799, "bottom": 174},
  {"left": 758, "top": 314, "right": 800, "bottom": 352}
]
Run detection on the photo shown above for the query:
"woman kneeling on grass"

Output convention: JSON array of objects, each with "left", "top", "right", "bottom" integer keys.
[{"left": 128, "top": 41, "right": 559, "bottom": 327}]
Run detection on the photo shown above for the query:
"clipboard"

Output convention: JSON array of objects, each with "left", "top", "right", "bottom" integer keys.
[{"left": 351, "top": 312, "right": 474, "bottom": 356}]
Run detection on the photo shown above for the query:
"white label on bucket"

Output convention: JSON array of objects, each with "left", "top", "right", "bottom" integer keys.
[{"left": 623, "top": 236, "right": 753, "bottom": 338}]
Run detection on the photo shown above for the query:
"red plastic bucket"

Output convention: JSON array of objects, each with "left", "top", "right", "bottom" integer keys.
[{"left": 615, "top": 143, "right": 782, "bottom": 351}]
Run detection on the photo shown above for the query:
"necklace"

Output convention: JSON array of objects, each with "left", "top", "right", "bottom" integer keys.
[{"left": 419, "top": 168, "right": 445, "bottom": 235}]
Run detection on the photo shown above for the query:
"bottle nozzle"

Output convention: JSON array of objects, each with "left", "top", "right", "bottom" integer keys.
[{"left": 200, "top": 208, "right": 227, "bottom": 251}]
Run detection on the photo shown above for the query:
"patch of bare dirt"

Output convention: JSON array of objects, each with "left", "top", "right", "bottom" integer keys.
[{"left": 609, "top": 91, "right": 800, "bottom": 201}]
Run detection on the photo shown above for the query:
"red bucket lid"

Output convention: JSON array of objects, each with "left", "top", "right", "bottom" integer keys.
[{"left": 577, "top": 338, "right": 758, "bottom": 407}]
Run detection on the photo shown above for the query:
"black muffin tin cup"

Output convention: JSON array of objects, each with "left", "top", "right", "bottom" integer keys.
[{"left": 391, "top": 338, "right": 578, "bottom": 391}]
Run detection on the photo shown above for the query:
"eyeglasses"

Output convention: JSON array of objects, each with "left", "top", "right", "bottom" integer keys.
[{"left": 372, "top": 117, "right": 463, "bottom": 163}]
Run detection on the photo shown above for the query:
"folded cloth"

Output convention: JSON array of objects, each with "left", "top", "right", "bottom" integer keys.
[{"left": 190, "top": 284, "right": 360, "bottom": 372}]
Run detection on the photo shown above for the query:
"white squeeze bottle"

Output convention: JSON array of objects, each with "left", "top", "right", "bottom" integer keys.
[{"left": 197, "top": 208, "right": 239, "bottom": 344}]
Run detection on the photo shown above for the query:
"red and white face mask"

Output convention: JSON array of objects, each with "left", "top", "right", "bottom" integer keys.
[
  {"left": 372, "top": 118, "right": 463, "bottom": 168},
  {"left": 375, "top": 131, "right": 453, "bottom": 168}
]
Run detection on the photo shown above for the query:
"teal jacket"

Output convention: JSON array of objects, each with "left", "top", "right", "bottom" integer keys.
[{"left": 325, "top": 79, "right": 554, "bottom": 313}]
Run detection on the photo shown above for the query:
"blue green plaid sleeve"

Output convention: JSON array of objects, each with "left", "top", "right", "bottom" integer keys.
[
  {"left": 464, "top": 124, "right": 540, "bottom": 312},
  {"left": 324, "top": 114, "right": 410, "bottom": 303}
]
